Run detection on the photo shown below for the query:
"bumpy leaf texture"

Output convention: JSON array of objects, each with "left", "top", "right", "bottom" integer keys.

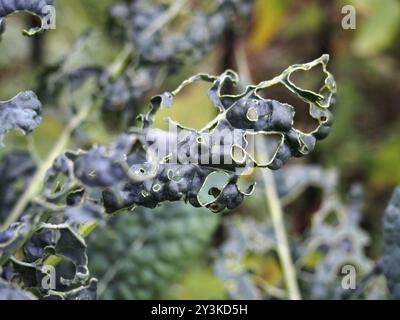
[
  {"left": 0, "top": 54, "right": 335, "bottom": 300},
  {"left": 0, "top": 152, "right": 98, "bottom": 299},
  {"left": 0, "top": 91, "right": 42, "bottom": 146},
  {"left": 382, "top": 186, "right": 400, "bottom": 299},
  {"left": 0, "top": 0, "right": 53, "bottom": 145},
  {"left": 0, "top": 0, "right": 54, "bottom": 36},
  {"left": 37, "top": 55, "right": 336, "bottom": 216},
  {"left": 0, "top": 0, "right": 96, "bottom": 300}
]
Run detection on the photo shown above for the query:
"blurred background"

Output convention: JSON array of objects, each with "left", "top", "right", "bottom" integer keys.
[{"left": 0, "top": 0, "right": 399, "bottom": 299}]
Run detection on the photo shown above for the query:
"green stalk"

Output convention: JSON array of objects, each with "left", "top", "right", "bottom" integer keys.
[
  {"left": 257, "top": 140, "right": 301, "bottom": 300},
  {"left": 236, "top": 46, "right": 301, "bottom": 300},
  {"left": 142, "top": 0, "right": 188, "bottom": 38}
]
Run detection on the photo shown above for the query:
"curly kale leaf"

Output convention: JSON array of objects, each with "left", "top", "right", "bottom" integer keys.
[
  {"left": 40, "top": 55, "right": 335, "bottom": 214},
  {"left": 106, "top": 55, "right": 335, "bottom": 212},
  {"left": 0, "top": 91, "right": 42, "bottom": 146},
  {"left": 382, "top": 186, "right": 400, "bottom": 299},
  {"left": 0, "top": 195, "right": 98, "bottom": 298},
  {"left": 6, "top": 219, "right": 96, "bottom": 299},
  {"left": 0, "top": 1, "right": 48, "bottom": 147},
  {"left": 0, "top": 0, "right": 54, "bottom": 36},
  {"left": 0, "top": 55, "right": 335, "bottom": 299}
]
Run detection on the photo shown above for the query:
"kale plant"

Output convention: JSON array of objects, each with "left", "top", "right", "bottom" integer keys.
[{"left": 0, "top": 0, "right": 397, "bottom": 301}]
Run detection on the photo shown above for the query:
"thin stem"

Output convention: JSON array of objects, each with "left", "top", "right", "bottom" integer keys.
[
  {"left": 141, "top": 0, "right": 188, "bottom": 39},
  {"left": 235, "top": 45, "right": 301, "bottom": 300},
  {"left": 257, "top": 140, "right": 301, "bottom": 300},
  {"left": 107, "top": 43, "right": 134, "bottom": 81},
  {"left": 254, "top": 275, "right": 288, "bottom": 300}
]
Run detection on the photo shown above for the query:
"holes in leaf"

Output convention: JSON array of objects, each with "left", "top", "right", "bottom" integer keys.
[
  {"left": 197, "top": 171, "right": 230, "bottom": 207},
  {"left": 152, "top": 184, "right": 161, "bottom": 192},
  {"left": 231, "top": 144, "right": 246, "bottom": 163},
  {"left": 236, "top": 175, "right": 256, "bottom": 195},
  {"left": 289, "top": 64, "right": 326, "bottom": 96},
  {"left": 323, "top": 210, "right": 340, "bottom": 227},
  {"left": 152, "top": 81, "right": 218, "bottom": 131},
  {"left": 244, "top": 132, "right": 283, "bottom": 166},
  {"left": 246, "top": 107, "right": 259, "bottom": 122},
  {"left": 167, "top": 169, "right": 182, "bottom": 182},
  {"left": 196, "top": 136, "right": 205, "bottom": 144},
  {"left": 132, "top": 167, "right": 147, "bottom": 177}
]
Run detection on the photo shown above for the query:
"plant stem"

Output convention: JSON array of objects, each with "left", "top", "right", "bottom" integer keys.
[
  {"left": 257, "top": 140, "right": 301, "bottom": 300},
  {"left": 235, "top": 45, "right": 301, "bottom": 300},
  {"left": 142, "top": 0, "right": 188, "bottom": 39}
]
